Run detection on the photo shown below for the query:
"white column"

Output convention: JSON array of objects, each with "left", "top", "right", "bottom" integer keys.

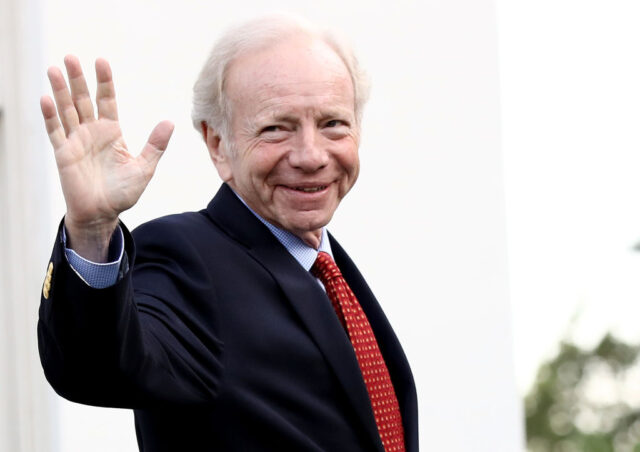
[{"left": 0, "top": 0, "right": 55, "bottom": 450}]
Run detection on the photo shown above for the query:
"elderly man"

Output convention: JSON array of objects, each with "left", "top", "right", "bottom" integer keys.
[{"left": 38, "top": 15, "right": 417, "bottom": 452}]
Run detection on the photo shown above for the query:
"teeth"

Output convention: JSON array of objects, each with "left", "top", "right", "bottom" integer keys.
[{"left": 294, "top": 186, "right": 325, "bottom": 193}]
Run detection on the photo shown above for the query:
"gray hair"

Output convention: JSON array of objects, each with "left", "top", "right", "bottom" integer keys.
[{"left": 191, "top": 13, "right": 370, "bottom": 148}]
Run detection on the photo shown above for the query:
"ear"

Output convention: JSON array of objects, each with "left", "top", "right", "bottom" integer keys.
[{"left": 201, "top": 122, "right": 233, "bottom": 182}]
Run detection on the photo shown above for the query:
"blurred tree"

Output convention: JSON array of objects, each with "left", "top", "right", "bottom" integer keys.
[{"left": 525, "top": 334, "right": 640, "bottom": 452}]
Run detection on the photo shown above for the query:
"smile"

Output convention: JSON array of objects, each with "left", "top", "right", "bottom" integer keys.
[{"left": 293, "top": 186, "right": 327, "bottom": 193}]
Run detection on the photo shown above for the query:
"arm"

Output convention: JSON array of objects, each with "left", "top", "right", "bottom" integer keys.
[
  {"left": 64, "top": 224, "right": 123, "bottom": 288},
  {"left": 39, "top": 219, "right": 223, "bottom": 409},
  {"left": 38, "top": 57, "right": 222, "bottom": 408},
  {"left": 40, "top": 55, "right": 173, "bottom": 261}
]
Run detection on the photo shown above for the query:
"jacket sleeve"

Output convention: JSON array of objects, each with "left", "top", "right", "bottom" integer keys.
[
  {"left": 37, "top": 218, "right": 224, "bottom": 409},
  {"left": 63, "top": 224, "right": 124, "bottom": 289}
]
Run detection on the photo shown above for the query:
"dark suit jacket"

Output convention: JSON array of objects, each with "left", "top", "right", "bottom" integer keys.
[{"left": 38, "top": 183, "right": 418, "bottom": 451}]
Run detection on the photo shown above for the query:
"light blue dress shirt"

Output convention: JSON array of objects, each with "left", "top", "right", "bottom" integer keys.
[
  {"left": 64, "top": 195, "right": 333, "bottom": 289},
  {"left": 63, "top": 226, "right": 124, "bottom": 289}
]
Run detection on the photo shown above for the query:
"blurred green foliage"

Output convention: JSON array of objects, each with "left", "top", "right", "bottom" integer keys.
[{"left": 525, "top": 334, "right": 640, "bottom": 452}]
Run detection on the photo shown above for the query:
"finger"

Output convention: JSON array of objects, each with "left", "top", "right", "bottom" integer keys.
[
  {"left": 40, "top": 95, "right": 66, "bottom": 148},
  {"left": 95, "top": 58, "right": 118, "bottom": 120},
  {"left": 64, "top": 55, "right": 95, "bottom": 123},
  {"left": 138, "top": 120, "right": 174, "bottom": 175},
  {"left": 47, "top": 66, "right": 80, "bottom": 135}
]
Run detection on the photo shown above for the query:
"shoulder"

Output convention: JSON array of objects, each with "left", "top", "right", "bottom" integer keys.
[
  {"left": 129, "top": 210, "right": 225, "bottom": 265},
  {"left": 132, "top": 210, "right": 227, "bottom": 247},
  {"left": 129, "top": 208, "right": 253, "bottom": 267},
  {"left": 133, "top": 210, "right": 212, "bottom": 237}
]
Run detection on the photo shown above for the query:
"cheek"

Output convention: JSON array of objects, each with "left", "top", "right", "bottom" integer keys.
[
  {"left": 351, "top": 158, "right": 360, "bottom": 181},
  {"left": 339, "top": 146, "right": 360, "bottom": 178},
  {"left": 243, "top": 149, "right": 288, "bottom": 194},
  {"left": 334, "top": 148, "right": 359, "bottom": 197},
  {"left": 258, "top": 145, "right": 291, "bottom": 173},
  {"left": 233, "top": 150, "right": 270, "bottom": 179}
]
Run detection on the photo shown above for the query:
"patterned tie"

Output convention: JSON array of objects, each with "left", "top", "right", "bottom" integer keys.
[{"left": 311, "top": 251, "right": 406, "bottom": 452}]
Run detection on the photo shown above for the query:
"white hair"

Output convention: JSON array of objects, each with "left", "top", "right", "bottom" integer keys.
[{"left": 191, "top": 13, "right": 370, "bottom": 148}]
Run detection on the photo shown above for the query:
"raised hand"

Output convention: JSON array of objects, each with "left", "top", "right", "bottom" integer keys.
[{"left": 41, "top": 56, "right": 174, "bottom": 261}]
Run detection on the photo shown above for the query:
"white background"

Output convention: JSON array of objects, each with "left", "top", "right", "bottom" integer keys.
[
  {"left": 35, "top": 0, "right": 522, "bottom": 450},
  {"left": 498, "top": 0, "right": 640, "bottom": 394},
  {"left": 15, "top": 0, "right": 637, "bottom": 449},
  {"left": 18, "top": 0, "right": 640, "bottom": 450}
]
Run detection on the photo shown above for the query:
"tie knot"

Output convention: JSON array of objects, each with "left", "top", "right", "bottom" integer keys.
[{"left": 311, "top": 251, "right": 342, "bottom": 283}]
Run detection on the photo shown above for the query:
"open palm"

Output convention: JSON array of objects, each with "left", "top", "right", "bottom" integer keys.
[{"left": 41, "top": 56, "right": 173, "bottom": 258}]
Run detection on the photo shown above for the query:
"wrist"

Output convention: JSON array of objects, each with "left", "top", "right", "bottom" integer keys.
[{"left": 64, "top": 215, "right": 119, "bottom": 263}]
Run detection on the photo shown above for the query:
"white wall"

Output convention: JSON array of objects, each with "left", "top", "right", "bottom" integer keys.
[
  {"left": 13, "top": 0, "right": 522, "bottom": 450},
  {"left": 0, "top": 0, "right": 56, "bottom": 450},
  {"left": 497, "top": 0, "right": 640, "bottom": 395}
]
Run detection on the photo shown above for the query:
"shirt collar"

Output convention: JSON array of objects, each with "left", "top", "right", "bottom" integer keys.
[{"left": 232, "top": 190, "right": 333, "bottom": 271}]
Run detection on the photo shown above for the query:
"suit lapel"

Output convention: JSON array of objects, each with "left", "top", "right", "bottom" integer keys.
[
  {"left": 331, "top": 237, "right": 419, "bottom": 452},
  {"left": 204, "top": 185, "right": 384, "bottom": 451}
]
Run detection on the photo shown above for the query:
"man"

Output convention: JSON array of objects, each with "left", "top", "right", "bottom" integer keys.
[{"left": 38, "top": 15, "right": 418, "bottom": 452}]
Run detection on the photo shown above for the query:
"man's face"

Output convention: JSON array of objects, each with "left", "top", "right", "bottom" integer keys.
[{"left": 208, "top": 36, "right": 360, "bottom": 248}]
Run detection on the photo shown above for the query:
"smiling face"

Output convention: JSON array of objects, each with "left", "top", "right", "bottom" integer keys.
[{"left": 204, "top": 36, "right": 360, "bottom": 248}]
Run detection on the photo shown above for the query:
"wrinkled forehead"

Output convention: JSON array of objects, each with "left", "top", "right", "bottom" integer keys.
[{"left": 224, "top": 36, "right": 355, "bottom": 117}]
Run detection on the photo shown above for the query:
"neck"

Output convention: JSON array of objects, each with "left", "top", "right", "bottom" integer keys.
[
  {"left": 296, "top": 229, "right": 322, "bottom": 249},
  {"left": 228, "top": 187, "right": 324, "bottom": 250}
]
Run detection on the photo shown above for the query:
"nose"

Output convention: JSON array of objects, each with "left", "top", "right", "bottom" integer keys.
[{"left": 288, "top": 126, "right": 329, "bottom": 172}]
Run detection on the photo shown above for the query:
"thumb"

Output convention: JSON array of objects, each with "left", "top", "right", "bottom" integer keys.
[{"left": 139, "top": 120, "right": 174, "bottom": 169}]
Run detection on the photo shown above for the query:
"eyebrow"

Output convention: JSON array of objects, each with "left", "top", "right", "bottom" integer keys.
[
  {"left": 265, "top": 113, "right": 298, "bottom": 124},
  {"left": 256, "top": 108, "right": 353, "bottom": 124}
]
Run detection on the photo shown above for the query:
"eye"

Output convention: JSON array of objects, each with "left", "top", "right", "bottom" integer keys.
[
  {"left": 258, "top": 124, "right": 290, "bottom": 142},
  {"left": 322, "top": 119, "right": 350, "bottom": 139},
  {"left": 260, "top": 125, "right": 281, "bottom": 133},
  {"left": 324, "top": 119, "right": 346, "bottom": 128}
]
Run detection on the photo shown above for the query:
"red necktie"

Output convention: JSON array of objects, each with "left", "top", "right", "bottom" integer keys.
[{"left": 311, "top": 251, "right": 406, "bottom": 452}]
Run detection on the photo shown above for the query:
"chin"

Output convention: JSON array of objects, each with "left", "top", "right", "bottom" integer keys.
[{"left": 287, "top": 212, "right": 333, "bottom": 234}]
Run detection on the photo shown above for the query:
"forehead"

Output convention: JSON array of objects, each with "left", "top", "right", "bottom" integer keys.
[{"left": 225, "top": 37, "right": 355, "bottom": 120}]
